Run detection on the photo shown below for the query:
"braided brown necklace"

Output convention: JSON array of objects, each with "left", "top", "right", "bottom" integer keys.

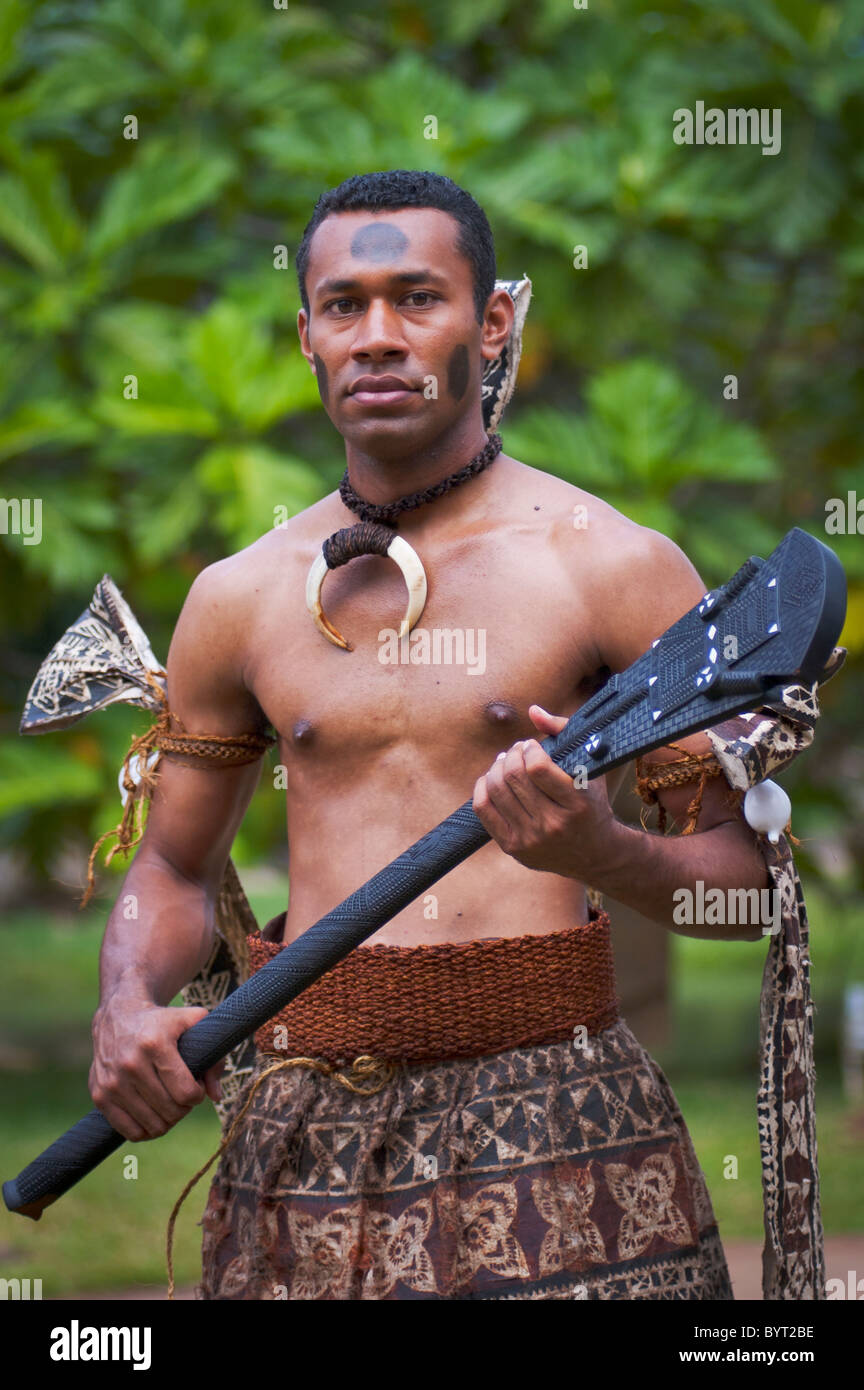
[{"left": 306, "top": 431, "right": 502, "bottom": 650}]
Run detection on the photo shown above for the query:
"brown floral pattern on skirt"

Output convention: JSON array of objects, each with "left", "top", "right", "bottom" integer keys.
[{"left": 197, "top": 1020, "right": 732, "bottom": 1300}]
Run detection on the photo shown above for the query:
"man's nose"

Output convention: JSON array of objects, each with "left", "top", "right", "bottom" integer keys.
[{"left": 350, "top": 299, "right": 408, "bottom": 359}]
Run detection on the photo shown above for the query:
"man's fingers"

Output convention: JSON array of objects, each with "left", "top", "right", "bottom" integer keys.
[
  {"left": 487, "top": 743, "right": 544, "bottom": 820},
  {"left": 204, "top": 1060, "right": 225, "bottom": 1104},
  {"left": 168, "top": 1005, "right": 210, "bottom": 1036},
  {"left": 153, "top": 1005, "right": 211, "bottom": 1107},
  {"left": 473, "top": 769, "right": 517, "bottom": 845},
  {"left": 100, "top": 1061, "right": 200, "bottom": 1138},
  {"left": 490, "top": 741, "right": 578, "bottom": 817},
  {"left": 102, "top": 1079, "right": 187, "bottom": 1140},
  {"left": 99, "top": 1102, "right": 149, "bottom": 1144},
  {"left": 521, "top": 739, "right": 588, "bottom": 808},
  {"left": 153, "top": 1051, "right": 206, "bottom": 1111},
  {"left": 133, "top": 1077, "right": 196, "bottom": 1132},
  {"left": 528, "top": 703, "right": 569, "bottom": 735}
]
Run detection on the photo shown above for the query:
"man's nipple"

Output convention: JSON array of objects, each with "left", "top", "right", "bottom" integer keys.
[
  {"left": 291, "top": 717, "right": 316, "bottom": 745},
  {"left": 483, "top": 699, "right": 519, "bottom": 727}
]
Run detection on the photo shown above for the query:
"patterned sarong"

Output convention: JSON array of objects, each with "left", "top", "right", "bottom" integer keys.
[{"left": 197, "top": 912, "right": 732, "bottom": 1301}]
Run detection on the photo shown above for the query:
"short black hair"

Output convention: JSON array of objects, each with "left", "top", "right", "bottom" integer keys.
[{"left": 295, "top": 169, "right": 496, "bottom": 325}]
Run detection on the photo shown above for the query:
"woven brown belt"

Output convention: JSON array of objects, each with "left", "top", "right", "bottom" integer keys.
[{"left": 248, "top": 909, "right": 620, "bottom": 1066}]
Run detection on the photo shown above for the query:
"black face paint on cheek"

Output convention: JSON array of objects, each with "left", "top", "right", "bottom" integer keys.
[
  {"left": 349, "top": 222, "right": 410, "bottom": 262},
  {"left": 313, "top": 353, "right": 329, "bottom": 407},
  {"left": 447, "top": 343, "right": 471, "bottom": 402}
]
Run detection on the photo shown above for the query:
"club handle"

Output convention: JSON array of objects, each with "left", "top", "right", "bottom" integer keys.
[{"left": 3, "top": 1110, "right": 124, "bottom": 1220}]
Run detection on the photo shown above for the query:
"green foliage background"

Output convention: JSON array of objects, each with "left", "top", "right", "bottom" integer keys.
[{"left": 0, "top": 0, "right": 862, "bottom": 901}]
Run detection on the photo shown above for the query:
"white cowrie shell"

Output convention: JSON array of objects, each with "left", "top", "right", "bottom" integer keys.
[{"left": 743, "top": 778, "right": 791, "bottom": 844}]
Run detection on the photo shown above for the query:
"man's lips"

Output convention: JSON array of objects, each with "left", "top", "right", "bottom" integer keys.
[{"left": 348, "top": 375, "right": 419, "bottom": 406}]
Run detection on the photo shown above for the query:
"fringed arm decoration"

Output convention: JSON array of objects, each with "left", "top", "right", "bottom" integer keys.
[
  {"left": 634, "top": 743, "right": 728, "bottom": 835},
  {"left": 80, "top": 672, "right": 275, "bottom": 906}
]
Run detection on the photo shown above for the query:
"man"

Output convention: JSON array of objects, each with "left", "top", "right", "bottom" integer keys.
[{"left": 90, "top": 170, "right": 780, "bottom": 1301}]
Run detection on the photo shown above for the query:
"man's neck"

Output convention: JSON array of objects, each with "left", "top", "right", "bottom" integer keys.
[{"left": 343, "top": 416, "right": 490, "bottom": 507}]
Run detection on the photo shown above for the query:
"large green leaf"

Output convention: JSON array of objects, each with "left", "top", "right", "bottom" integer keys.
[
  {"left": 87, "top": 139, "right": 234, "bottom": 259},
  {"left": 86, "top": 301, "right": 191, "bottom": 372},
  {"left": 503, "top": 407, "right": 620, "bottom": 489},
  {"left": 587, "top": 358, "right": 693, "bottom": 481},
  {"left": 0, "top": 739, "right": 104, "bottom": 820},
  {"left": 91, "top": 394, "right": 221, "bottom": 438},
  {"left": 0, "top": 400, "right": 98, "bottom": 462},
  {"left": 0, "top": 0, "right": 28, "bottom": 82},
  {"left": 87, "top": 302, "right": 221, "bottom": 436},
  {"left": 0, "top": 477, "right": 120, "bottom": 591},
  {"left": 196, "top": 444, "right": 326, "bottom": 550},
  {"left": 0, "top": 172, "right": 73, "bottom": 274},
  {"left": 127, "top": 470, "right": 206, "bottom": 565},
  {"left": 187, "top": 302, "right": 319, "bottom": 429},
  {"left": 673, "top": 414, "right": 779, "bottom": 484}
]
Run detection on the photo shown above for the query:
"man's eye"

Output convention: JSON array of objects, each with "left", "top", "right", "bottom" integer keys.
[
  {"left": 327, "top": 299, "right": 357, "bottom": 314},
  {"left": 404, "top": 292, "right": 435, "bottom": 307}
]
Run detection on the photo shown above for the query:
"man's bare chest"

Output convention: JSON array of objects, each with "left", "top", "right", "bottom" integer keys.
[{"left": 248, "top": 535, "right": 602, "bottom": 761}]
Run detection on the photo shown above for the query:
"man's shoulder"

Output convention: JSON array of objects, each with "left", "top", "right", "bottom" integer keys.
[
  {"left": 190, "top": 493, "right": 343, "bottom": 602},
  {"left": 572, "top": 501, "right": 703, "bottom": 612},
  {"left": 512, "top": 458, "right": 694, "bottom": 575},
  {"left": 510, "top": 459, "right": 707, "bottom": 666}
]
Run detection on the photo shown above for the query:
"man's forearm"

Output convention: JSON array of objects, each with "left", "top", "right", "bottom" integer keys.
[
  {"left": 588, "top": 818, "right": 771, "bottom": 941},
  {"left": 98, "top": 850, "right": 218, "bottom": 1008}
]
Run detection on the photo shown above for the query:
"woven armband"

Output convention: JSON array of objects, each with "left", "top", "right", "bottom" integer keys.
[
  {"left": 81, "top": 675, "right": 275, "bottom": 906},
  {"left": 156, "top": 728, "right": 275, "bottom": 765},
  {"left": 635, "top": 743, "right": 727, "bottom": 835}
]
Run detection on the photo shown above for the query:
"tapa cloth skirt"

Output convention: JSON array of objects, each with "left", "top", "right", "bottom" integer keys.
[{"left": 196, "top": 912, "right": 733, "bottom": 1301}]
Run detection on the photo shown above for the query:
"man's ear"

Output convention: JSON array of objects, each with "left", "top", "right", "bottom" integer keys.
[
  {"left": 297, "top": 307, "right": 314, "bottom": 369},
  {"left": 481, "top": 287, "right": 515, "bottom": 364}
]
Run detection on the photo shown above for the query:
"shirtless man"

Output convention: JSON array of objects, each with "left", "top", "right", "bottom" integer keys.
[{"left": 89, "top": 171, "right": 768, "bottom": 1300}]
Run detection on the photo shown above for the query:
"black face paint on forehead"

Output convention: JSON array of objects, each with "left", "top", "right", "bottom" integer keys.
[
  {"left": 313, "top": 353, "right": 329, "bottom": 407},
  {"left": 447, "top": 343, "right": 471, "bottom": 402},
  {"left": 349, "top": 222, "right": 410, "bottom": 262}
]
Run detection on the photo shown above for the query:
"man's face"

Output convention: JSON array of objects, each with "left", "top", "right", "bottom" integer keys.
[{"left": 297, "top": 207, "right": 507, "bottom": 457}]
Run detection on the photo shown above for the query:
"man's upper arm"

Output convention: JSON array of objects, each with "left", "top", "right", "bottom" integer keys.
[
  {"left": 592, "top": 526, "right": 742, "bottom": 832},
  {"left": 137, "top": 561, "right": 271, "bottom": 891},
  {"left": 591, "top": 525, "right": 706, "bottom": 677}
]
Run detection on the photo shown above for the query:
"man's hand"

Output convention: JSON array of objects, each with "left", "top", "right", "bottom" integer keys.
[
  {"left": 90, "top": 994, "right": 225, "bottom": 1142},
  {"left": 472, "top": 703, "right": 623, "bottom": 879}
]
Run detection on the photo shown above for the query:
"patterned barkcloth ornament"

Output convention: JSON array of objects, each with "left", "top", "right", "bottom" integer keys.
[
  {"left": 19, "top": 575, "right": 263, "bottom": 1124},
  {"left": 702, "top": 647, "right": 846, "bottom": 1301}
]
